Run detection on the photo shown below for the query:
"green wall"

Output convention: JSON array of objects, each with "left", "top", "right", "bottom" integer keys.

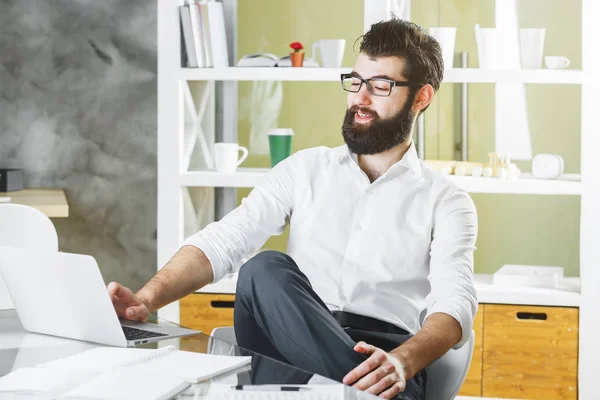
[{"left": 234, "top": 0, "right": 581, "bottom": 276}]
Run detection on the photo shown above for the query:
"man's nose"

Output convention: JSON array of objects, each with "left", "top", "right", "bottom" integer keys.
[{"left": 353, "top": 82, "right": 372, "bottom": 106}]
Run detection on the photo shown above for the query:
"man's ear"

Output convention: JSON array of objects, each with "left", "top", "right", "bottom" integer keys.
[{"left": 411, "top": 84, "right": 435, "bottom": 114}]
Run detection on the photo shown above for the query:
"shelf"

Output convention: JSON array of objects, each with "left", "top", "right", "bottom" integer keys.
[
  {"left": 180, "top": 67, "right": 350, "bottom": 81},
  {"left": 181, "top": 169, "right": 581, "bottom": 195},
  {"left": 443, "top": 68, "right": 583, "bottom": 84},
  {"left": 182, "top": 168, "right": 269, "bottom": 187},
  {"left": 451, "top": 173, "right": 581, "bottom": 195},
  {"left": 0, "top": 189, "right": 69, "bottom": 218},
  {"left": 179, "top": 67, "right": 583, "bottom": 84}
]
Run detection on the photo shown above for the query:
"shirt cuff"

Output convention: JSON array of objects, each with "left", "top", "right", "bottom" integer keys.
[{"left": 181, "top": 235, "right": 226, "bottom": 283}]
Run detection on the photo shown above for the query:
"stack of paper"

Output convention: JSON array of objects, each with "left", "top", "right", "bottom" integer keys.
[{"left": 0, "top": 345, "right": 251, "bottom": 399}]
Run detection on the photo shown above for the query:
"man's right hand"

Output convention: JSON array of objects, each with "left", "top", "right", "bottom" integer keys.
[{"left": 107, "top": 282, "right": 150, "bottom": 322}]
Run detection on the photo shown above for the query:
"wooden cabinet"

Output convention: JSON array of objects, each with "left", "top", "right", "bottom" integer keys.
[
  {"left": 482, "top": 304, "right": 578, "bottom": 399},
  {"left": 458, "top": 307, "right": 484, "bottom": 397},
  {"left": 180, "top": 293, "right": 235, "bottom": 334}
]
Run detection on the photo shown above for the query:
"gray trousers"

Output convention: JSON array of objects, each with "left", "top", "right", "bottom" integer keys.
[{"left": 234, "top": 251, "right": 426, "bottom": 400}]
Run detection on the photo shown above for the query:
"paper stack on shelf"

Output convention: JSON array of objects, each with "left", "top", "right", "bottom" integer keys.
[
  {"left": 180, "top": 0, "right": 229, "bottom": 68},
  {"left": 493, "top": 264, "right": 564, "bottom": 289}
]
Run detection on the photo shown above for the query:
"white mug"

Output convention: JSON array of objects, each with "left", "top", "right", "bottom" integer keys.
[
  {"left": 475, "top": 25, "right": 502, "bottom": 69},
  {"left": 214, "top": 143, "right": 248, "bottom": 173},
  {"left": 312, "top": 39, "right": 345, "bottom": 68},
  {"left": 519, "top": 28, "right": 546, "bottom": 69},
  {"left": 545, "top": 56, "right": 571, "bottom": 69},
  {"left": 532, "top": 154, "right": 564, "bottom": 179},
  {"left": 429, "top": 27, "right": 456, "bottom": 69}
]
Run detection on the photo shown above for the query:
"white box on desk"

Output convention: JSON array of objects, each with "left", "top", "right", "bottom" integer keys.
[{"left": 492, "top": 264, "right": 564, "bottom": 289}]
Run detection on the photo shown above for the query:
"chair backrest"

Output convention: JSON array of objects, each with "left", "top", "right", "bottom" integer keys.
[
  {"left": 210, "top": 326, "right": 237, "bottom": 345},
  {"left": 208, "top": 326, "right": 238, "bottom": 358},
  {"left": 425, "top": 330, "right": 475, "bottom": 400},
  {"left": 0, "top": 204, "right": 59, "bottom": 310}
]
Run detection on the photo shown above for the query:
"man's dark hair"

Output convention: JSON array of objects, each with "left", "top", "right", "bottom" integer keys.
[{"left": 358, "top": 18, "right": 444, "bottom": 102}]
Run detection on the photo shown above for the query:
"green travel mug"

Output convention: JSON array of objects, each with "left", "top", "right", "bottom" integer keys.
[{"left": 268, "top": 128, "right": 294, "bottom": 167}]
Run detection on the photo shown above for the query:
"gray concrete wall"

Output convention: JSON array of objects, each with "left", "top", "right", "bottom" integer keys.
[{"left": 0, "top": 1, "right": 158, "bottom": 291}]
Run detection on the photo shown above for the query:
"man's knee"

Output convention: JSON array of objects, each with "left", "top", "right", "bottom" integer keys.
[{"left": 237, "top": 250, "right": 298, "bottom": 293}]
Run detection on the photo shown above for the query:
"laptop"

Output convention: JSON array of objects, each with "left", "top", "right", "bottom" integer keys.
[{"left": 0, "top": 246, "right": 200, "bottom": 347}]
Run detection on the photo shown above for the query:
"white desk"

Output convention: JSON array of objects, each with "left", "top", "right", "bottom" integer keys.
[
  {"left": 0, "top": 310, "right": 98, "bottom": 377},
  {"left": 0, "top": 310, "right": 517, "bottom": 400}
]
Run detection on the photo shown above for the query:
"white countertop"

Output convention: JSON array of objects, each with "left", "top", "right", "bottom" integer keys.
[
  {"left": 197, "top": 273, "right": 581, "bottom": 308},
  {"left": 473, "top": 273, "right": 580, "bottom": 307}
]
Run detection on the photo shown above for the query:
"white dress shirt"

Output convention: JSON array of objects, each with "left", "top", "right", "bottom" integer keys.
[{"left": 183, "top": 143, "right": 478, "bottom": 349}]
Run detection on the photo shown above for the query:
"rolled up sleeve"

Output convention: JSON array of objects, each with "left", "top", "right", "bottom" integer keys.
[
  {"left": 424, "top": 186, "right": 478, "bottom": 349},
  {"left": 181, "top": 153, "right": 299, "bottom": 282}
]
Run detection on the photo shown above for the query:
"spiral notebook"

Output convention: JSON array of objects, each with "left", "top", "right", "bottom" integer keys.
[{"left": 0, "top": 346, "right": 252, "bottom": 400}]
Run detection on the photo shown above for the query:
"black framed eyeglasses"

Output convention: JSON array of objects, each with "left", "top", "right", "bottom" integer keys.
[{"left": 340, "top": 73, "right": 421, "bottom": 97}]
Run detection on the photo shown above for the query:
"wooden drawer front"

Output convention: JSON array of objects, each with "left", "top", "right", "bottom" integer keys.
[
  {"left": 458, "top": 306, "right": 484, "bottom": 397},
  {"left": 483, "top": 305, "right": 578, "bottom": 400},
  {"left": 180, "top": 293, "right": 235, "bottom": 335}
]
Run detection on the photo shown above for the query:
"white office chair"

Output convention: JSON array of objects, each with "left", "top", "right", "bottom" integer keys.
[
  {"left": 208, "top": 326, "right": 239, "bottom": 357},
  {"left": 211, "top": 326, "right": 238, "bottom": 345},
  {"left": 424, "top": 330, "right": 475, "bottom": 400},
  {"left": 209, "top": 326, "right": 475, "bottom": 400},
  {"left": 0, "top": 204, "right": 59, "bottom": 310}
]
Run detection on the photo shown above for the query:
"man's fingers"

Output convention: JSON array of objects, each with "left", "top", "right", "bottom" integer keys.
[
  {"left": 108, "top": 282, "right": 134, "bottom": 302},
  {"left": 107, "top": 282, "right": 131, "bottom": 299},
  {"left": 354, "top": 341, "right": 375, "bottom": 353},
  {"left": 380, "top": 381, "right": 405, "bottom": 399},
  {"left": 353, "top": 365, "right": 392, "bottom": 392},
  {"left": 366, "top": 371, "right": 399, "bottom": 395},
  {"left": 106, "top": 281, "right": 121, "bottom": 297},
  {"left": 125, "top": 305, "right": 148, "bottom": 322},
  {"left": 343, "top": 350, "right": 384, "bottom": 385}
]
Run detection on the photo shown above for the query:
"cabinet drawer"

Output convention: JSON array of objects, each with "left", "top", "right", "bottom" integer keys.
[
  {"left": 483, "top": 305, "right": 578, "bottom": 399},
  {"left": 458, "top": 306, "right": 484, "bottom": 397},
  {"left": 180, "top": 293, "right": 235, "bottom": 335}
]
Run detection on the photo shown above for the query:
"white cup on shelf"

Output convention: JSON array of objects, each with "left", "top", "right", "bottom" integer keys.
[
  {"left": 429, "top": 27, "right": 457, "bottom": 69},
  {"left": 312, "top": 39, "right": 345, "bottom": 68},
  {"left": 475, "top": 24, "right": 502, "bottom": 69},
  {"left": 214, "top": 143, "right": 248, "bottom": 173},
  {"left": 519, "top": 28, "right": 546, "bottom": 69},
  {"left": 545, "top": 56, "right": 571, "bottom": 69}
]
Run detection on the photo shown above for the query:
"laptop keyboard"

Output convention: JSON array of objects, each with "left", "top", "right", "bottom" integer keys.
[{"left": 122, "top": 325, "right": 168, "bottom": 341}]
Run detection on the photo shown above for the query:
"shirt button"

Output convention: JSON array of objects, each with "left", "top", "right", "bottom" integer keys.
[
  {"left": 366, "top": 188, "right": 373, "bottom": 194},
  {"left": 355, "top": 224, "right": 362, "bottom": 231}
]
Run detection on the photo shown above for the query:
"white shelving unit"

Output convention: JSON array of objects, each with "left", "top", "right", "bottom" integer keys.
[{"left": 158, "top": 1, "right": 600, "bottom": 398}]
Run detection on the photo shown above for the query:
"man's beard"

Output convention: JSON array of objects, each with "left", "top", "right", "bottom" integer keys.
[{"left": 341, "top": 96, "right": 416, "bottom": 155}]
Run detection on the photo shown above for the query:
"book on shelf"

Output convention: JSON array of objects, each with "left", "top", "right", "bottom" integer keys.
[
  {"left": 179, "top": 5, "right": 197, "bottom": 67},
  {"left": 180, "top": 0, "right": 229, "bottom": 68},
  {"left": 236, "top": 53, "right": 320, "bottom": 67}
]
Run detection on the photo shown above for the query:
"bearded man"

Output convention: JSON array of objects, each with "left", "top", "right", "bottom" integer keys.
[{"left": 108, "top": 18, "right": 478, "bottom": 400}]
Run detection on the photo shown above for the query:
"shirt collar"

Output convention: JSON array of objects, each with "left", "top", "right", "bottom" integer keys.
[
  {"left": 397, "top": 142, "right": 422, "bottom": 177},
  {"left": 334, "top": 145, "right": 356, "bottom": 164},
  {"left": 335, "top": 142, "right": 422, "bottom": 177}
]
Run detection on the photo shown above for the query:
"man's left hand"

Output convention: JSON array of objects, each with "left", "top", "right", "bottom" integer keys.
[{"left": 342, "top": 341, "right": 407, "bottom": 399}]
